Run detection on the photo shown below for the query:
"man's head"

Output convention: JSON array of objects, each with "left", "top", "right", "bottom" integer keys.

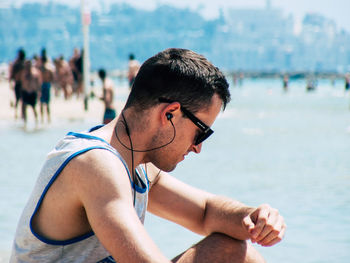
[
  {"left": 124, "top": 48, "right": 230, "bottom": 114},
  {"left": 122, "top": 48, "right": 230, "bottom": 171},
  {"left": 129, "top": 53, "right": 135, "bottom": 60},
  {"left": 18, "top": 49, "right": 26, "bottom": 61},
  {"left": 98, "top": 68, "right": 107, "bottom": 80}
]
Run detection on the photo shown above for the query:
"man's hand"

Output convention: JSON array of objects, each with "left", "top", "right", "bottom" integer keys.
[{"left": 242, "top": 204, "right": 286, "bottom": 247}]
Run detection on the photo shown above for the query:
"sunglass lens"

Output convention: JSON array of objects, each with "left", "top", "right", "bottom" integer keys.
[{"left": 195, "top": 130, "right": 214, "bottom": 145}]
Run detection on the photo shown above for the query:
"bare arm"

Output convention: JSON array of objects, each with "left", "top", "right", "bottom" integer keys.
[
  {"left": 148, "top": 167, "right": 286, "bottom": 246},
  {"left": 73, "top": 151, "right": 171, "bottom": 262}
]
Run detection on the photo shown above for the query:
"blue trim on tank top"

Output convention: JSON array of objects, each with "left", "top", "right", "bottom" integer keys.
[
  {"left": 66, "top": 132, "right": 110, "bottom": 145},
  {"left": 132, "top": 169, "right": 147, "bottom": 194},
  {"left": 141, "top": 166, "right": 150, "bottom": 189},
  {"left": 88, "top": 124, "right": 105, "bottom": 132}
]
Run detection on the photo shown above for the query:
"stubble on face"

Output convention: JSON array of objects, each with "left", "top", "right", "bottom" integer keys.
[{"left": 146, "top": 125, "right": 181, "bottom": 172}]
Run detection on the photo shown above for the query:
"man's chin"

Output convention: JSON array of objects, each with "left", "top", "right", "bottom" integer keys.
[
  {"left": 166, "top": 165, "right": 177, "bottom": 172},
  {"left": 154, "top": 163, "right": 177, "bottom": 173}
]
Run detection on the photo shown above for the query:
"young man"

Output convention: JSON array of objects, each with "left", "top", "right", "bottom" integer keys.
[
  {"left": 11, "top": 48, "right": 285, "bottom": 263},
  {"left": 98, "top": 68, "right": 117, "bottom": 124}
]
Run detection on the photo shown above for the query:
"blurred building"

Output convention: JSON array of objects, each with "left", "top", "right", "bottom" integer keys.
[
  {"left": 0, "top": 1, "right": 349, "bottom": 73},
  {"left": 216, "top": 2, "right": 350, "bottom": 72},
  {"left": 218, "top": 3, "right": 294, "bottom": 71}
]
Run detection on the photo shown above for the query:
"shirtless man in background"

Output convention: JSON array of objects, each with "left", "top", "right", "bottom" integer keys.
[
  {"left": 9, "top": 49, "right": 26, "bottom": 119},
  {"left": 21, "top": 60, "right": 42, "bottom": 127},
  {"left": 39, "top": 56, "right": 55, "bottom": 123},
  {"left": 54, "top": 56, "right": 73, "bottom": 99},
  {"left": 98, "top": 68, "right": 117, "bottom": 124}
]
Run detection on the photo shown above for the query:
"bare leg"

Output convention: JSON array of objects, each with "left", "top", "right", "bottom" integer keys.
[
  {"left": 172, "top": 233, "right": 265, "bottom": 263},
  {"left": 40, "top": 103, "right": 44, "bottom": 123},
  {"left": 32, "top": 105, "right": 38, "bottom": 127},
  {"left": 47, "top": 103, "right": 51, "bottom": 123},
  {"left": 15, "top": 98, "right": 19, "bottom": 119},
  {"left": 22, "top": 102, "right": 27, "bottom": 126}
]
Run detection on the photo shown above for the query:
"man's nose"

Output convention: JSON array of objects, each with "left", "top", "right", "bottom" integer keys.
[{"left": 191, "top": 143, "right": 202, "bottom": 154}]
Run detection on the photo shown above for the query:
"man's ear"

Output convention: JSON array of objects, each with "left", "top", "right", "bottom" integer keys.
[{"left": 159, "top": 102, "right": 181, "bottom": 124}]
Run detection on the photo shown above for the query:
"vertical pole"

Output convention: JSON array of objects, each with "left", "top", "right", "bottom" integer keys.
[{"left": 81, "top": 0, "right": 91, "bottom": 111}]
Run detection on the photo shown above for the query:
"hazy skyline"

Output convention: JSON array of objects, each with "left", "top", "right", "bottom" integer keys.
[
  {"left": 110, "top": 0, "right": 350, "bottom": 32},
  {"left": 5, "top": 0, "right": 350, "bottom": 33}
]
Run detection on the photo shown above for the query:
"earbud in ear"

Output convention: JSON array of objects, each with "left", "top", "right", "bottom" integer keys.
[{"left": 166, "top": 113, "right": 173, "bottom": 120}]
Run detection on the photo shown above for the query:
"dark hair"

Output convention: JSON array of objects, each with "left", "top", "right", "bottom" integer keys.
[
  {"left": 18, "top": 48, "right": 26, "bottom": 61},
  {"left": 98, "top": 68, "right": 106, "bottom": 80},
  {"left": 41, "top": 47, "right": 46, "bottom": 58},
  {"left": 124, "top": 48, "right": 230, "bottom": 113},
  {"left": 129, "top": 53, "right": 135, "bottom": 60}
]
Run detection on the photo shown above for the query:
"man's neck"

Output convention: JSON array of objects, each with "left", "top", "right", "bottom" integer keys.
[{"left": 109, "top": 116, "right": 147, "bottom": 174}]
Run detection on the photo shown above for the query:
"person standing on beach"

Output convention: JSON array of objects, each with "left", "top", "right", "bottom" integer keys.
[
  {"left": 69, "top": 48, "right": 81, "bottom": 93},
  {"left": 54, "top": 56, "right": 73, "bottom": 99},
  {"left": 68, "top": 48, "right": 83, "bottom": 98},
  {"left": 98, "top": 68, "right": 117, "bottom": 124},
  {"left": 128, "top": 53, "right": 140, "bottom": 89},
  {"left": 283, "top": 74, "right": 289, "bottom": 92},
  {"left": 11, "top": 48, "right": 286, "bottom": 263},
  {"left": 345, "top": 73, "right": 350, "bottom": 92},
  {"left": 39, "top": 56, "right": 55, "bottom": 124},
  {"left": 9, "top": 48, "right": 26, "bottom": 119},
  {"left": 20, "top": 60, "right": 42, "bottom": 127},
  {"left": 74, "top": 50, "right": 84, "bottom": 98}
]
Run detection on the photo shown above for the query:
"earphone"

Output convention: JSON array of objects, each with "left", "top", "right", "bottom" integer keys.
[{"left": 166, "top": 112, "right": 173, "bottom": 120}]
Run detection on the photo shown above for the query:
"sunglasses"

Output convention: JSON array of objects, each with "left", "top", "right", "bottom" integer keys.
[{"left": 159, "top": 97, "right": 214, "bottom": 145}]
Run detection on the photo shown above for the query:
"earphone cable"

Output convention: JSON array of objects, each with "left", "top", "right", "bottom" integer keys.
[
  {"left": 121, "top": 112, "right": 137, "bottom": 206},
  {"left": 118, "top": 112, "right": 176, "bottom": 206},
  {"left": 115, "top": 114, "right": 176, "bottom": 153}
]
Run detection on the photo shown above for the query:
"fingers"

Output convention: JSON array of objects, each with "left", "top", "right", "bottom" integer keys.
[
  {"left": 249, "top": 205, "right": 269, "bottom": 241},
  {"left": 262, "top": 224, "right": 286, "bottom": 247},
  {"left": 242, "top": 213, "right": 255, "bottom": 233},
  {"left": 248, "top": 204, "right": 286, "bottom": 247}
]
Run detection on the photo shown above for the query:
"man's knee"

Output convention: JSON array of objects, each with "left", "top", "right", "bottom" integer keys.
[
  {"left": 205, "top": 233, "right": 265, "bottom": 263},
  {"left": 173, "top": 233, "right": 265, "bottom": 263}
]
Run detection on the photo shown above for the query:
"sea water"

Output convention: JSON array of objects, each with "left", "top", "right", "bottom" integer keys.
[{"left": 0, "top": 78, "right": 349, "bottom": 262}]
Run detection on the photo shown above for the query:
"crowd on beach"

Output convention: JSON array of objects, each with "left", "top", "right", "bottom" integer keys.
[
  {"left": 7, "top": 47, "right": 141, "bottom": 127},
  {"left": 6, "top": 46, "right": 350, "bottom": 129},
  {"left": 8, "top": 47, "right": 85, "bottom": 126}
]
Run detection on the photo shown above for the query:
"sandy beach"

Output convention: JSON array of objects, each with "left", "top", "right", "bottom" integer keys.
[{"left": 0, "top": 78, "right": 127, "bottom": 126}]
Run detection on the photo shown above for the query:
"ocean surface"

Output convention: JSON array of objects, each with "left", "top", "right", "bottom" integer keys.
[{"left": 1, "top": 78, "right": 349, "bottom": 262}]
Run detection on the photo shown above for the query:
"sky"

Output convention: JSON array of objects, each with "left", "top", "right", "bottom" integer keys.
[{"left": 8, "top": 0, "right": 350, "bottom": 32}]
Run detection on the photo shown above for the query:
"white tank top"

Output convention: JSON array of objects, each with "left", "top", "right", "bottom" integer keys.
[{"left": 11, "top": 126, "right": 150, "bottom": 263}]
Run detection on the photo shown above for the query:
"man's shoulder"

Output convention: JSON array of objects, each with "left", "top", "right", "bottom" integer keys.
[
  {"left": 68, "top": 148, "right": 128, "bottom": 179},
  {"left": 129, "top": 60, "right": 140, "bottom": 67},
  {"left": 63, "top": 148, "right": 132, "bottom": 199}
]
